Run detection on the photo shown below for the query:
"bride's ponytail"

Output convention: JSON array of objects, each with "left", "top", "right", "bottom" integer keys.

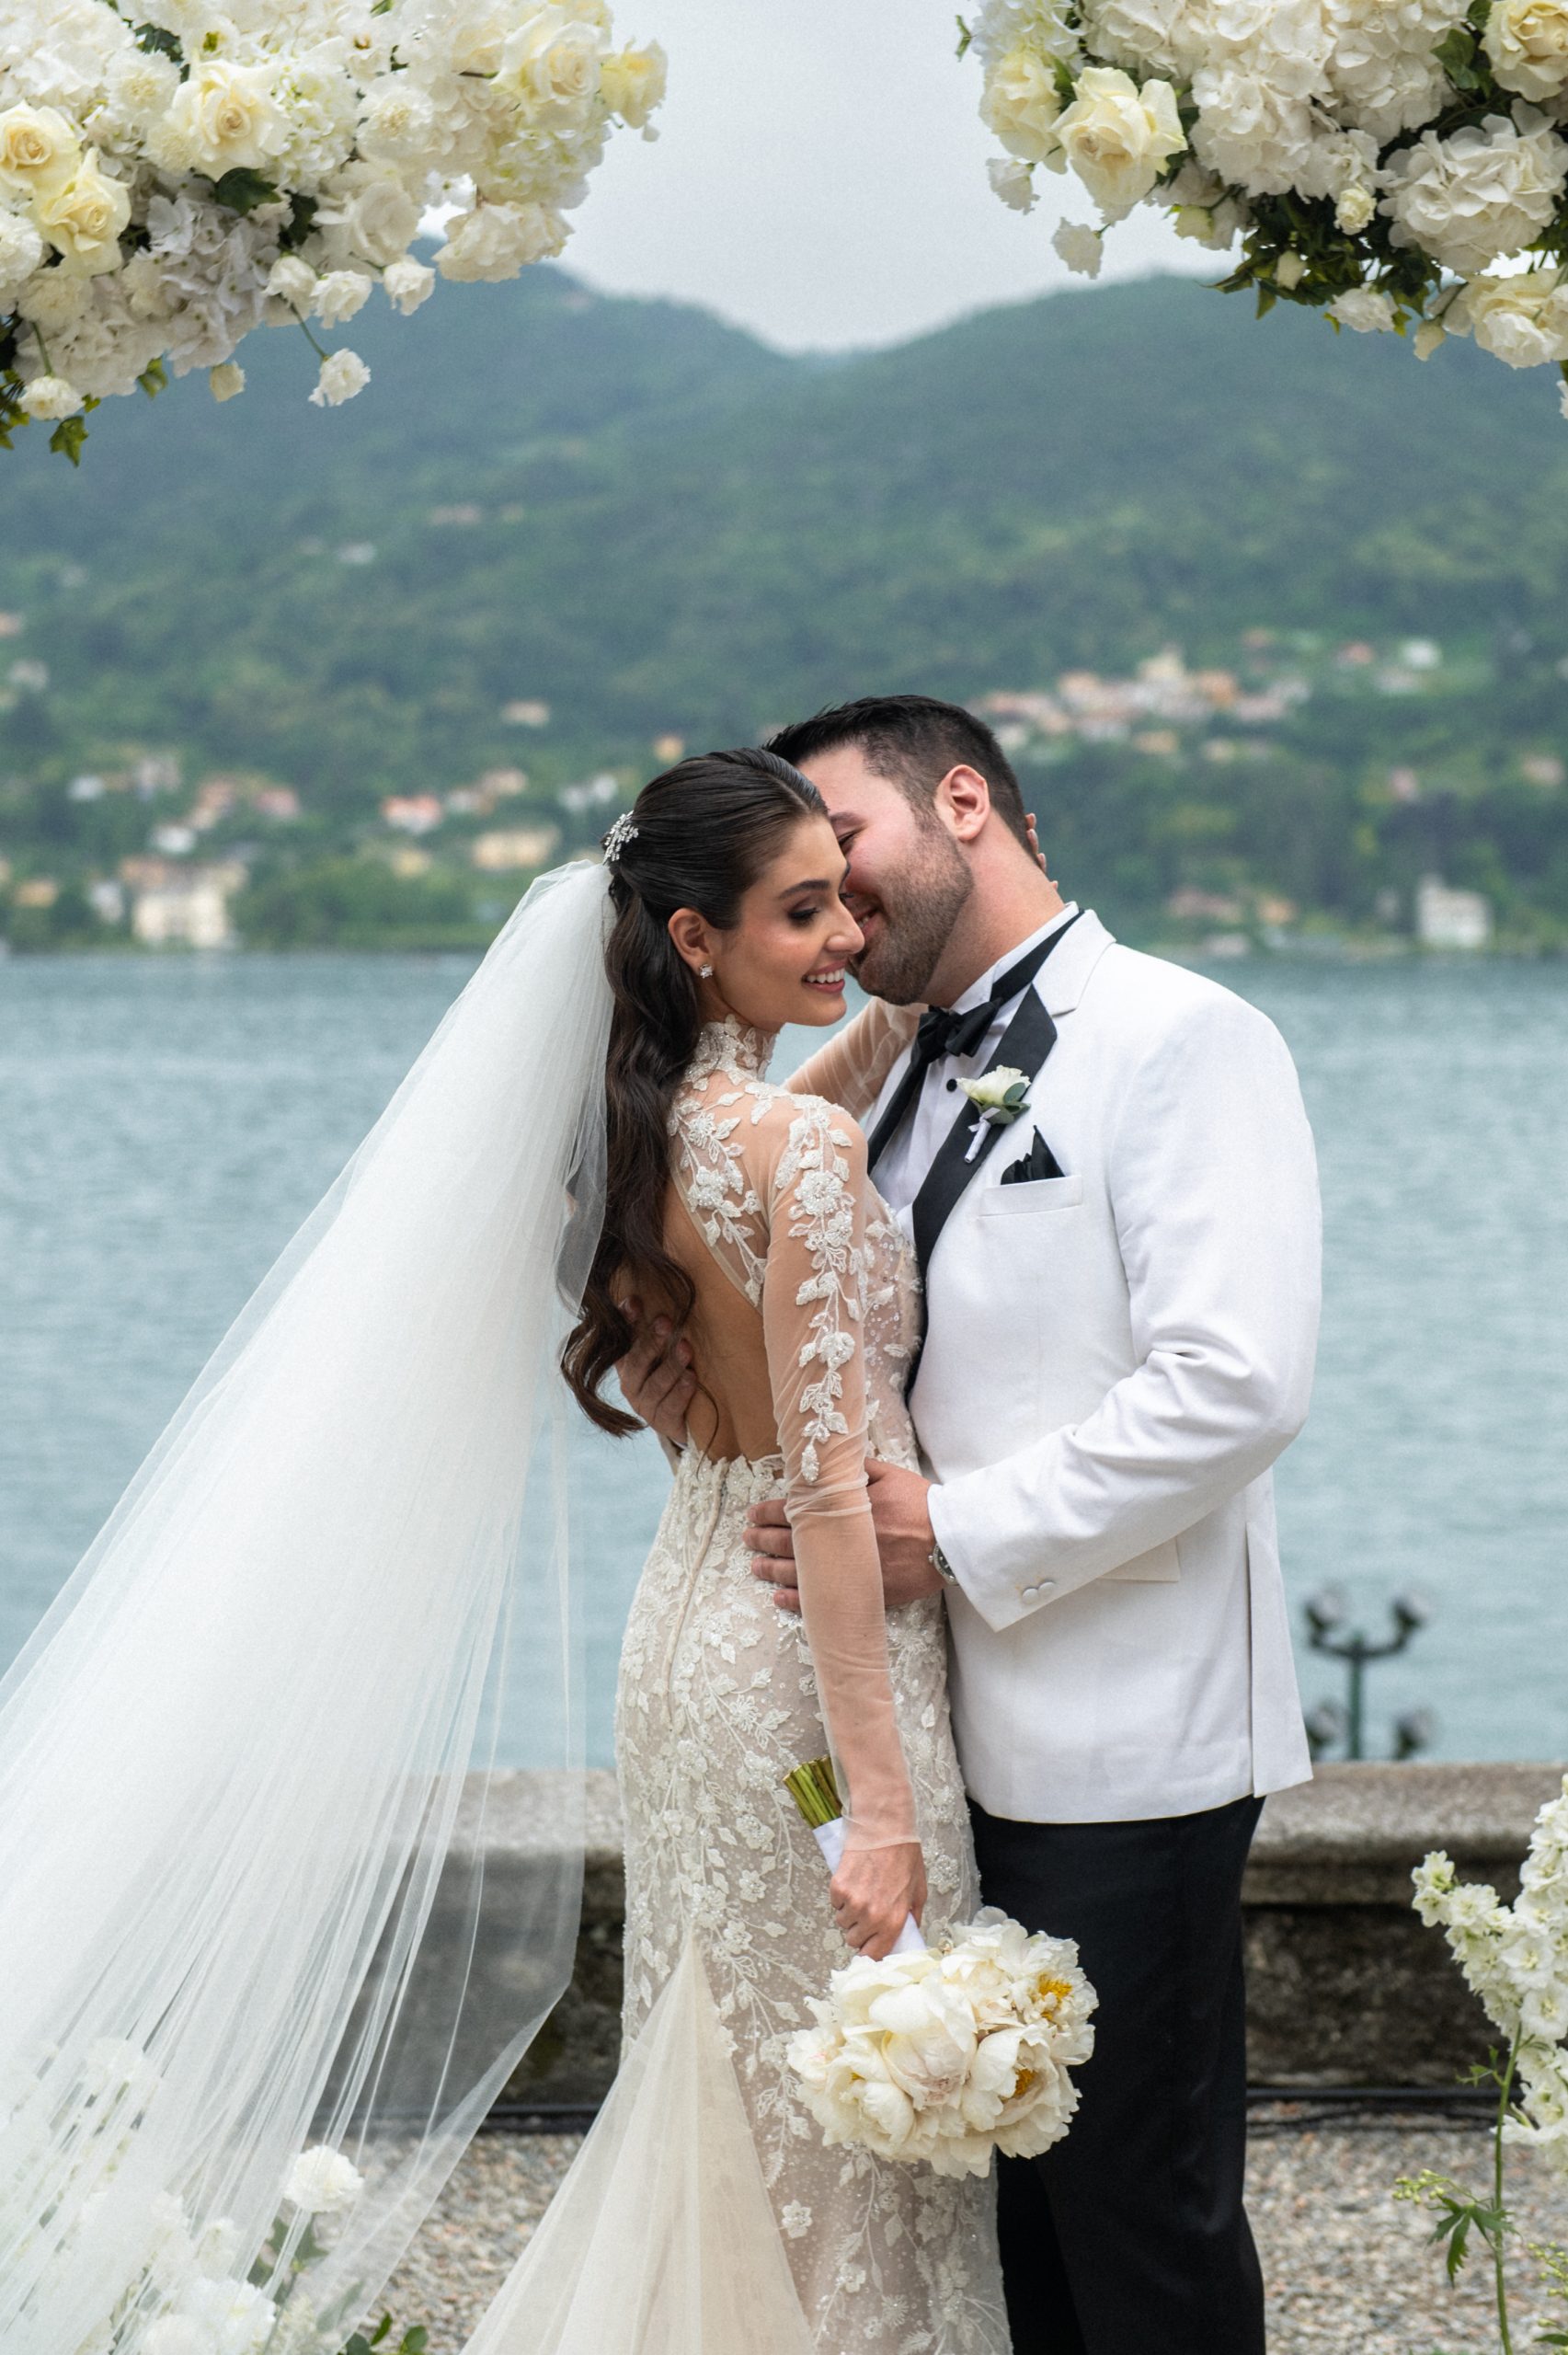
[{"left": 563, "top": 748, "right": 825, "bottom": 1434}]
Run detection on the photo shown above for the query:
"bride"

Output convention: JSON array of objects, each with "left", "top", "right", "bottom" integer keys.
[{"left": 0, "top": 749, "right": 1008, "bottom": 2351}]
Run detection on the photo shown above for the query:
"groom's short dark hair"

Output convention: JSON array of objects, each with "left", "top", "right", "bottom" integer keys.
[{"left": 767, "top": 695, "right": 1031, "bottom": 851}]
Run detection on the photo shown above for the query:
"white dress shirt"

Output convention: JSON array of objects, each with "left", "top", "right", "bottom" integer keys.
[{"left": 871, "top": 904, "right": 1081, "bottom": 1214}]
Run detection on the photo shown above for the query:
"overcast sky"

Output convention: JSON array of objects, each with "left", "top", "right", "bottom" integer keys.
[{"left": 563, "top": 0, "right": 1216, "bottom": 351}]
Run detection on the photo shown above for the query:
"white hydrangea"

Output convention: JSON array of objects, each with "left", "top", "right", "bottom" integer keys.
[
  {"left": 1381, "top": 106, "right": 1568, "bottom": 277},
  {"left": 0, "top": 202, "right": 44, "bottom": 294},
  {"left": 1082, "top": 0, "right": 1214, "bottom": 84},
  {"left": 1324, "top": 0, "right": 1466, "bottom": 144}
]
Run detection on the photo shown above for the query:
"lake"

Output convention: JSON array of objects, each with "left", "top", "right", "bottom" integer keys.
[{"left": 3, "top": 949, "right": 1565, "bottom": 1767}]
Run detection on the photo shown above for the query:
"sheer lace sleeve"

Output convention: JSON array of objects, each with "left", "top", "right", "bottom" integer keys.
[
  {"left": 756, "top": 1095, "right": 917, "bottom": 1854},
  {"left": 786, "top": 1000, "right": 921, "bottom": 1120}
]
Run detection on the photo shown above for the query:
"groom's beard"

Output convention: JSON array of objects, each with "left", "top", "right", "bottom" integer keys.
[{"left": 853, "top": 823, "right": 974, "bottom": 1005}]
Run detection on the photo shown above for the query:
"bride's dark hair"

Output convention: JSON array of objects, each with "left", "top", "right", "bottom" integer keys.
[{"left": 563, "top": 746, "right": 829, "bottom": 1435}]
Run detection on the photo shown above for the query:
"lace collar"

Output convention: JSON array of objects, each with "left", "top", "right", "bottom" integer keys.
[{"left": 686, "top": 1015, "right": 776, "bottom": 1086}]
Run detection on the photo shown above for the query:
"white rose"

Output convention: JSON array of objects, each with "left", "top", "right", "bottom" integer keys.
[
  {"left": 498, "top": 12, "right": 604, "bottom": 111},
  {"left": 309, "top": 347, "right": 370, "bottom": 407},
  {"left": 329, "top": 176, "right": 420, "bottom": 269},
  {"left": 1328, "top": 285, "right": 1396, "bottom": 331},
  {"left": 209, "top": 361, "right": 245, "bottom": 400},
  {"left": 600, "top": 41, "right": 667, "bottom": 128},
  {"left": 981, "top": 46, "right": 1068, "bottom": 164},
  {"left": 283, "top": 2144, "right": 365, "bottom": 2215},
  {"left": 383, "top": 255, "right": 435, "bottom": 313},
  {"left": 1053, "top": 66, "right": 1186, "bottom": 219},
  {"left": 1336, "top": 182, "right": 1375, "bottom": 231},
  {"left": 989, "top": 156, "right": 1038, "bottom": 211},
  {"left": 436, "top": 201, "right": 566, "bottom": 281},
  {"left": 1381, "top": 107, "right": 1568, "bottom": 277},
  {"left": 312, "top": 269, "right": 372, "bottom": 327},
  {"left": 1445, "top": 267, "right": 1568, "bottom": 364},
  {"left": 33, "top": 152, "right": 132, "bottom": 278},
  {"left": 266, "top": 255, "right": 315, "bottom": 309},
  {"left": 0, "top": 205, "right": 45, "bottom": 293},
  {"left": 1485, "top": 0, "right": 1568, "bottom": 100},
  {"left": 1052, "top": 218, "right": 1104, "bottom": 271},
  {"left": 152, "top": 61, "right": 284, "bottom": 177},
  {"left": 0, "top": 104, "right": 79, "bottom": 201},
  {"left": 20, "top": 372, "right": 85, "bottom": 419}
]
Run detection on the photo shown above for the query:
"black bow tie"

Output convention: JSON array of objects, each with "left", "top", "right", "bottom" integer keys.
[{"left": 866, "top": 912, "right": 1083, "bottom": 1172}]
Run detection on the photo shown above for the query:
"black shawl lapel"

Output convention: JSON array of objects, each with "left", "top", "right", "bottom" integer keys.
[{"left": 910, "top": 987, "right": 1059, "bottom": 1288}]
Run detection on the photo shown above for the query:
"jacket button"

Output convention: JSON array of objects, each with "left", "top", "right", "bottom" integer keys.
[
  {"left": 1038, "top": 1580, "right": 1056, "bottom": 1593},
  {"left": 1022, "top": 1581, "right": 1040, "bottom": 1598}
]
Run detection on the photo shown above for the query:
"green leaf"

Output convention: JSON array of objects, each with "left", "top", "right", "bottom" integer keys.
[
  {"left": 137, "top": 355, "right": 167, "bottom": 398},
  {"left": 1468, "top": 0, "right": 1493, "bottom": 28},
  {"left": 401, "top": 2331, "right": 429, "bottom": 2353},
  {"left": 955, "top": 13, "right": 972, "bottom": 59},
  {"left": 209, "top": 167, "right": 280, "bottom": 215},
  {"left": 134, "top": 21, "right": 183, "bottom": 63},
  {"left": 1255, "top": 283, "right": 1277, "bottom": 319},
  {"left": 48, "top": 413, "right": 90, "bottom": 465},
  {"left": 1434, "top": 27, "right": 1485, "bottom": 88},
  {"left": 279, "top": 192, "right": 319, "bottom": 254},
  {"left": 1052, "top": 55, "right": 1078, "bottom": 107}
]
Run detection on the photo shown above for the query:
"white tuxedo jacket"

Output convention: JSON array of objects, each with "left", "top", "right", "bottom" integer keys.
[{"left": 889, "top": 913, "right": 1321, "bottom": 1824}]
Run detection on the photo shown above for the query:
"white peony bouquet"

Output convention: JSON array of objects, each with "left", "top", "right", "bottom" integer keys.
[
  {"left": 966, "top": 0, "right": 1568, "bottom": 413},
  {"left": 0, "top": 0, "right": 666, "bottom": 460},
  {"left": 784, "top": 1757, "right": 1096, "bottom": 2179}
]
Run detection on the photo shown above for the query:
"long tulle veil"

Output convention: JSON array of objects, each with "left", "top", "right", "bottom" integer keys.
[{"left": 0, "top": 858, "right": 614, "bottom": 2352}]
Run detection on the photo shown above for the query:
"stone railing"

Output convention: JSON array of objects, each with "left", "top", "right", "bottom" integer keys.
[{"left": 481, "top": 1761, "right": 1566, "bottom": 2107}]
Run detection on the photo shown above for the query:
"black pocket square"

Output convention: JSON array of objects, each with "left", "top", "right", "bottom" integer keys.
[{"left": 1001, "top": 1131, "right": 1067, "bottom": 1185}]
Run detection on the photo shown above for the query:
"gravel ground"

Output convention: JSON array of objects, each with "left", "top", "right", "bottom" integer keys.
[{"left": 382, "top": 2107, "right": 1567, "bottom": 2352}]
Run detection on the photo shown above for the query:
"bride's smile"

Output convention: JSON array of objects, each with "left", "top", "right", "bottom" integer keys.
[{"left": 665, "top": 811, "right": 865, "bottom": 1032}]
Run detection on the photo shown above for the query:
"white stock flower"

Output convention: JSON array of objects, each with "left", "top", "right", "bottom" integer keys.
[
  {"left": 178, "top": 2278, "right": 277, "bottom": 2355},
  {"left": 383, "top": 255, "right": 435, "bottom": 312},
  {"left": 1522, "top": 1980, "right": 1568, "bottom": 2040},
  {"left": 0, "top": 204, "right": 45, "bottom": 293},
  {"left": 1052, "top": 66, "right": 1187, "bottom": 219},
  {"left": 283, "top": 2144, "right": 365, "bottom": 2215},
  {"left": 1382, "top": 108, "right": 1568, "bottom": 277},
  {"left": 1328, "top": 285, "right": 1396, "bottom": 330},
  {"left": 600, "top": 42, "right": 667, "bottom": 128},
  {"left": 437, "top": 200, "right": 566, "bottom": 280},
  {"left": 309, "top": 346, "right": 370, "bottom": 406},
  {"left": 989, "top": 156, "right": 1038, "bottom": 211},
  {"left": 1082, "top": 0, "right": 1213, "bottom": 82},
  {"left": 1485, "top": 0, "right": 1568, "bottom": 103},
  {"left": 1325, "top": 0, "right": 1466, "bottom": 144},
  {"left": 144, "top": 2322, "right": 212, "bottom": 2355},
  {"left": 1445, "top": 267, "right": 1568, "bottom": 365},
  {"left": 1053, "top": 219, "right": 1104, "bottom": 272},
  {"left": 150, "top": 60, "right": 286, "bottom": 178},
  {"left": 266, "top": 254, "right": 315, "bottom": 310},
  {"left": 312, "top": 268, "right": 372, "bottom": 326},
  {"left": 982, "top": 46, "right": 1069, "bottom": 164},
  {"left": 97, "top": 49, "right": 182, "bottom": 149},
  {"left": 209, "top": 361, "right": 245, "bottom": 399},
  {"left": 0, "top": 102, "right": 80, "bottom": 201},
  {"left": 33, "top": 151, "right": 132, "bottom": 277}
]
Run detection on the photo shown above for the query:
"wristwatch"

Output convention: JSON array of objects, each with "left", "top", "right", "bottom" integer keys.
[{"left": 928, "top": 1536, "right": 958, "bottom": 1586}]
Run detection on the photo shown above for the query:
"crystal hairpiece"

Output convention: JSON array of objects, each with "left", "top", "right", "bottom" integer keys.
[{"left": 601, "top": 810, "right": 639, "bottom": 865}]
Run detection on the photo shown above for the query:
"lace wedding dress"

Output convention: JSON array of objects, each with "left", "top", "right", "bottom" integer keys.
[{"left": 467, "top": 1013, "right": 1007, "bottom": 2354}]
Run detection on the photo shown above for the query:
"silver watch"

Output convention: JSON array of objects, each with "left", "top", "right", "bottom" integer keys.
[{"left": 928, "top": 1536, "right": 957, "bottom": 1585}]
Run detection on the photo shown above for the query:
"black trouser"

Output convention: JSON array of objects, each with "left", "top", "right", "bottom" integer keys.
[{"left": 970, "top": 1792, "right": 1265, "bottom": 2355}]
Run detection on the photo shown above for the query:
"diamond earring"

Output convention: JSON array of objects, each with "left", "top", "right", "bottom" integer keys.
[{"left": 698, "top": 964, "right": 714, "bottom": 979}]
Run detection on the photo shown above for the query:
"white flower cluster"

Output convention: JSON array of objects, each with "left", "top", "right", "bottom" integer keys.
[
  {"left": 0, "top": 2030, "right": 367, "bottom": 2355},
  {"left": 1413, "top": 1773, "right": 1568, "bottom": 2170},
  {"left": 0, "top": 0, "right": 665, "bottom": 447},
  {"left": 969, "top": 0, "right": 1568, "bottom": 408},
  {"left": 786, "top": 1909, "right": 1096, "bottom": 2180}
]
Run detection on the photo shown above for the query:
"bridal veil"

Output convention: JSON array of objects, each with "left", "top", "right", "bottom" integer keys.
[{"left": 0, "top": 860, "right": 614, "bottom": 2351}]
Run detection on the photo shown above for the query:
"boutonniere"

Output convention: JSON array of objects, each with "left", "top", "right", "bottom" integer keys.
[{"left": 959, "top": 1066, "right": 1030, "bottom": 1160}]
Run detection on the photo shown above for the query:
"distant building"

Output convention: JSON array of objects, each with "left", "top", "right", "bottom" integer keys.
[
  {"left": 502, "top": 699, "right": 552, "bottom": 727},
  {"left": 131, "top": 861, "right": 246, "bottom": 949},
  {"left": 472, "top": 825, "right": 562, "bottom": 873},
  {"left": 14, "top": 878, "right": 59, "bottom": 909},
  {"left": 1416, "top": 876, "right": 1492, "bottom": 952},
  {"left": 382, "top": 795, "right": 444, "bottom": 835}
]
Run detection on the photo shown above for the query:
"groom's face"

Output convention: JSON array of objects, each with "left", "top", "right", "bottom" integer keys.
[{"left": 796, "top": 744, "right": 973, "bottom": 1005}]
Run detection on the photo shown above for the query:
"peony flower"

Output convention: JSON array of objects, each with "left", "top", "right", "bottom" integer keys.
[
  {"left": 150, "top": 60, "right": 286, "bottom": 178},
  {"left": 1328, "top": 286, "right": 1397, "bottom": 331},
  {"left": 383, "top": 255, "right": 435, "bottom": 313},
  {"left": 1484, "top": 0, "right": 1568, "bottom": 103},
  {"left": 1051, "top": 66, "right": 1187, "bottom": 219},
  {"left": 0, "top": 103, "right": 79, "bottom": 201},
  {"left": 989, "top": 156, "right": 1039, "bottom": 211},
  {"left": 32, "top": 151, "right": 131, "bottom": 278},
  {"left": 981, "top": 45, "right": 1069, "bottom": 164},
  {"left": 282, "top": 2143, "right": 365, "bottom": 2215},
  {"left": 1381, "top": 107, "right": 1568, "bottom": 278},
  {"left": 312, "top": 269, "right": 372, "bottom": 326},
  {"left": 436, "top": 200, "right": 567, "bottom": 281},
  {"left": 209, "top": 362, "right": 246, "bottom": 400},
  {"left": 600, "top": 42, "right": 667, "bottom": 129},
  {"left": 1444, "top": 267, "right": 1568, "bottom": 366},
  {"left": 1052, "top": 219, "right": 1104, "bottom": 273}
]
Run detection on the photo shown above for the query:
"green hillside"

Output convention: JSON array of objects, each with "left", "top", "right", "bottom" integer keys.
[{"left": 5, "top": 266, "right": 1568, "bottom": 948}]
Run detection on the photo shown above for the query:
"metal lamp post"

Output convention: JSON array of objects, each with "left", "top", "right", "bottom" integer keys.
[{"left": 1302, "top": 1587, "right": 1435, "bottom": 1763}]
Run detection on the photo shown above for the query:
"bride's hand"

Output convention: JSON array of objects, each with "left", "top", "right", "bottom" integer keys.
[{"left": 830, "top": 1840, "right": 926, "bottom": 1961}]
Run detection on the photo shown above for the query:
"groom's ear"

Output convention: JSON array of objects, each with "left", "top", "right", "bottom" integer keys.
[
  {"left": 667, "top": 906, "right": 715, "bottom": 974},
  {"left": 936, "top": 764, "right": 991, "bottom": 846}
]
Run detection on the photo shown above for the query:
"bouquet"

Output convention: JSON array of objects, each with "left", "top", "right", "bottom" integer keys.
[
  {"left": 967, "top": 0, "right": 1568, "bottom": 411},
  {"left": 0, "top": 0, "right": 666, "bottom": 459},
  {"left": 784, "top": 1757, "right": 1097, "bottom": 2180}
]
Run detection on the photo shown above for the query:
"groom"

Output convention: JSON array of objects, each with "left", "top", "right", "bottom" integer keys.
[{"left": 621, "top": 694, "right": 1321, "bottom": 2354}]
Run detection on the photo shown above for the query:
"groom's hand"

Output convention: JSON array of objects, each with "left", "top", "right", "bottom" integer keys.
[
  {"left": 613, "top": 1294, "right": 695, "bottom": 1447},
  {"left": 748, "top": 1460, "right": 945, "bottom": 1612}
]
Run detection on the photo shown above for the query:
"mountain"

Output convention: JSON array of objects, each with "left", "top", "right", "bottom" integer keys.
[{"left": 5, "top": 265, "right": 1568, "bottom": 946}]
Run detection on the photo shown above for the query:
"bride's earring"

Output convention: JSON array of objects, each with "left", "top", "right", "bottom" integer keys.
[{"left": 698, "top": 964, "right": 713, "bottom": 979}]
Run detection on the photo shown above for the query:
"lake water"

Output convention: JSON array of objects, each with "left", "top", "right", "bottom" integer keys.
[{"left": 3, "top": 950, "right": 1565, "bottom": 1767}]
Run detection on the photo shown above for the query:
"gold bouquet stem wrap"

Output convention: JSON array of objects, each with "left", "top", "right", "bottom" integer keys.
[{"left": 784, "top": 1756, "right": 842, "bottom": 1832}]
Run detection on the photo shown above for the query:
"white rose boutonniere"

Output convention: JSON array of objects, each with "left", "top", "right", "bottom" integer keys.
[{"left": 961, "top": 1066, "right": 1031, "bottom": 1126}]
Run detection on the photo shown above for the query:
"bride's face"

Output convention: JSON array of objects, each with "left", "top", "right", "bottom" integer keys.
[{"left": 670, "top": 814, "right": 864, "bottom": 1032}]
